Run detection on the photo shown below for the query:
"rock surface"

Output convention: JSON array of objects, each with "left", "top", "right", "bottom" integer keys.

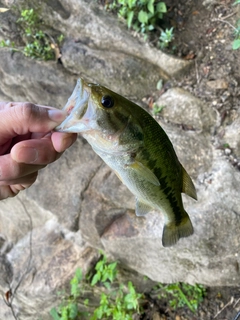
[
  {"left": 0, "top": 0, "right": 240, "bottom": 319},
  {"left": 1, "top": 0, "right": 191, "bottom": 98},
  {"left": 155, "top": 87, "right": 217, "bottom": 132}
]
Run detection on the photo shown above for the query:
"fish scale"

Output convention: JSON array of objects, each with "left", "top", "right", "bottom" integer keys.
[{"left": 55, "top": 78, "right": 197, "bottom": 247}]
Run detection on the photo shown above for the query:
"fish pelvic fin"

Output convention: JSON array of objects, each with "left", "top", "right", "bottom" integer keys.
[
  {"left": 135, "top": 198, "right": 153, "bottom": 216},
  {"left": 162, "top": 211, "right": 194, "bottom": 247},
  {"left": 181, "top": 166, "right": 197, "bottom": 200}
]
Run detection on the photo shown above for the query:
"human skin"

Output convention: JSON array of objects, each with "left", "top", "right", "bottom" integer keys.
[{"left": 0, "top": 101, "right": 77, "bottom": 200}]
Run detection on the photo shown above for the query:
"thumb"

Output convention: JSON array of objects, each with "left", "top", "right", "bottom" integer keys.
[{"left": 0, "top": 102, "right": 67, "bottom": 144}]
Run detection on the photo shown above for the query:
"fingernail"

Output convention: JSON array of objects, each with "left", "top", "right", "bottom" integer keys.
[
  {"left": 48, "top": 109, "right": 67, "bottom": 122},
  {"left": 63, "top": 133, "right": 77, "bottom": 149},
  {"left": 17, "top": 147, "right": 38, "bottom": 163}
]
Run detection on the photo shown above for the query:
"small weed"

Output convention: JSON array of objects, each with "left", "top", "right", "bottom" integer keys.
[
  {"left": 90, "top": 253, "right": 118, "bottom": 288},
  {"left": 107, "top": 0, "right": 167, "bottom": 34},
  {"left": 156, "top": 282, "right": 206, "bottom": 313},
  {"left": 91, "top": 281, "right": 142, "bottom": 320},
  {"left": 232, "top": 18, "right": 240, "bottom": 50},
  {"left": 106, "top": 0, "right": 174, "bottom": 46},
  {"left": 50, "top": 253, "right": 143, "bottom": 320},
  {"left": 158, "top": 27, "right": 174, "bottom": 49},
  {"left": 153, "top": 103, "right": 165, "bottom": 115},
  {"left": 50, "top": 268, "right": 89, "bottom": 320},
  {"left": 0, "top": 8, "right": 64, "bottom": 60},
  {"left": 231, "top": 1, "right": 240, "bottom": 49},
  {"left": 0, "top": 39, "right": 15, "bottom": 48}
]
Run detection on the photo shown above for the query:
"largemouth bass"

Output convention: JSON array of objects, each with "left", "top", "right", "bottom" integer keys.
[{"left": 56, "top": 78, "right": 197, "bottom": 247}]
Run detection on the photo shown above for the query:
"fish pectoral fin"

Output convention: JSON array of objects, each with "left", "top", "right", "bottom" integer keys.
[
  {"left": 162, "top": 211, "right": 194, "bottom": 247},
  {"left": 129, "top": 161, "right": 160, "bottom": 186},
  {"left": 181, "top": 166, "right": 197, "bottom": 200},
  {"left": 135, "top": 199, "right": 153, "bottom": 216}
]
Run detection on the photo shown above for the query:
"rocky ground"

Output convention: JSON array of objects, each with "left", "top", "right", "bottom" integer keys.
[
  {"left": 138, "top": 1, "right": 240, "bottom": 319},
  {"left": 101, "top": 0, "right": 240, "bottom": 319},
  {"left": 0, "top": 0, "right": 240, "bottom": 319}
]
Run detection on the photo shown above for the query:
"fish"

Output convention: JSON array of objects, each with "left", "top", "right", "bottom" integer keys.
[{"left": 55, "top": 78, "right": 197, "bottom": 247}]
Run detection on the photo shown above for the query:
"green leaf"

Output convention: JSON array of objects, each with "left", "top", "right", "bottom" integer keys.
[
  {"left": 127, "top": 0, "right": 137, "bottom": 9},
  {"left": 109, "top": 262, "right": 117, "bottom": 270},
  {"left": 156, "top": 79, "right": 163, "bottom": 90},
  {"left": 91, "top": 272, "right": 100, "bottom": 286},
  {"left": 138, "top": 10, "right": 148, "bottom": 24},
  {"left": 147, "top": 0, "right": 155, "bottom": 14},
  {"left": 232, "top": 38, "right": 240, "bottom": 50},
  {"left": 156, "top": 2, "right": 167, "bottom": 13},
  {"left": 103, "top": 281, "right": 111, "bottom": 289},
  {"left": 49, "top": 308, "right": 61, "bottom": 320},
  {"left": 69, "top": 303, "right": 78, "bottom": 319},
  {"left": 75, "top": 268, "right": 82, "bottom": 282},
  {"left": 127, "top": 10, "right": 134, "bottom": 29},
  {"left": 233, "top": 0, "right": 240, "bottom": 5}
]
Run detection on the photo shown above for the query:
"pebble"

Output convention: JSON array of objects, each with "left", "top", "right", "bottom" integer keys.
[{"left": 224, "top": 148, "right": 231, "bottom": 155}]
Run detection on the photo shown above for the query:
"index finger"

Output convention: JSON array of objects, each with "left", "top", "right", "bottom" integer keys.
[
  {"left": 0, "top": 102, "right": 67, "bottom": 145},
  {"left": 0, "top": 101, "right": 56, "bottom": 111}
]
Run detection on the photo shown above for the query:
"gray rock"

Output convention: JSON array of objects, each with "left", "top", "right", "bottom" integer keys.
[
  {"left": 60, "top": 39, "right": 165, "bottom": 99},
  {"left": 101, "top": 151, "right": 240, "bottom": 286},
  {"left": 155, "top": 88, "right": 218, "bottom": 132},
  {"left": 2, "top": 0, "right": 192, "bottom": 98},
  {"left": 0, "top": 50, "right": 77, "bottom": 107},
  {"left": 223, "top": 115, "right": 240, "bottom": 157},
  {"left": 0, "top": 0, "right": 239, "bottom": 318},
  {"left": 26, "top": 136, "right": 102, "bottom": 230},
  {"left": 0, "top": 217, "right": 98, "bottom": 320}
]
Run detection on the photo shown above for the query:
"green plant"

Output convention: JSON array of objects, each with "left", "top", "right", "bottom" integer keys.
[
  {"left": 0, "top": 8, "right": 64, "bottom": 60},
  {"left": 50, "top": 268, "right": 89, "bottom": 320},
  {"left": 91, "top": 281, "right": 142, "bottom": 320},
  {"left": 152, "top": 103, "right": 165, "bottom": 115},
  {"left": 50, "top": 254, "right": 143, "bottom": 320},
  {"left": 231, "top": 1, "right": 240, "bottom": 49},
  {"left": 156, "top": 282, "right": 206, "bottom": 313},
  {"left": 0, "top": 39, "right": 15, "bottom": 48},
  {"left": 158, "top": 27, "right": 174, "bottom": 48},
  {"left": 232, "top": 18, "right": 240, "bottom": 50},
  {"left": 107, "top": 0, "right": 167, "bottom": 34},
  {"left": 90, "top": 254, "right": 118, "bottom": 288},
  {"left": 17, "top": 8, "right": 59, "bottom": 60}
]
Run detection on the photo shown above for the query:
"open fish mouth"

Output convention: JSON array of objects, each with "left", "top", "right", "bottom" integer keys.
[{"left": 55, "top": 79, "right": 90, "bottom": 133}]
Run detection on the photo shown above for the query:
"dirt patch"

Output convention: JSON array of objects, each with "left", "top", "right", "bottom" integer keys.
[{"left": 140, "top": 286, "right": 240, "bottom": 320}]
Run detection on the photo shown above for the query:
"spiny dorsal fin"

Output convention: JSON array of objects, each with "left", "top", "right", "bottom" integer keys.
[{"left": 181, "top": 166, "right": 197, "bottom": 200}]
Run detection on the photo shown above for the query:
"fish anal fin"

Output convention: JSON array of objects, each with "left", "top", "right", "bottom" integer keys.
[
  {"left": 129, "top": 161, "right": 160, "bottom": 186},
  {"left": 181, "top": 166, "right": 197, "bottom": 200},
  {"left": 162, "top": 211, "right": 194, "bottom": 247},
  {"left": 135, "top": 199, "right": 153, "bottom": 216}
]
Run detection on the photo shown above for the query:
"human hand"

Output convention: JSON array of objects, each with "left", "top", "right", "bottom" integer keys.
[{"left": 0, "top": 101, "right": 77, "bottom": 200}]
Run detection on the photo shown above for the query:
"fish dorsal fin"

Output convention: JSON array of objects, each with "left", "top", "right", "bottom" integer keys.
[
  {"left": 136, "top": 198, "right": 153, "bottom": 216},
  {"left": 181, "top": 166, "right": 197, "bottom": 200},
  {"left": 129, "top": 161, "right": 160, "bottom": 186}
]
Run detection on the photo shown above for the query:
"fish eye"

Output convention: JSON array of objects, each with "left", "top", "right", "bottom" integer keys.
[{"left": 101, "top": 95, "right": 114, "bottom": 108}]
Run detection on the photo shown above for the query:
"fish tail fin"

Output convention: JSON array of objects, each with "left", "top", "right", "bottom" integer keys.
[{"left": 162, "top": 211, "right": 194, "bottom": 247}]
